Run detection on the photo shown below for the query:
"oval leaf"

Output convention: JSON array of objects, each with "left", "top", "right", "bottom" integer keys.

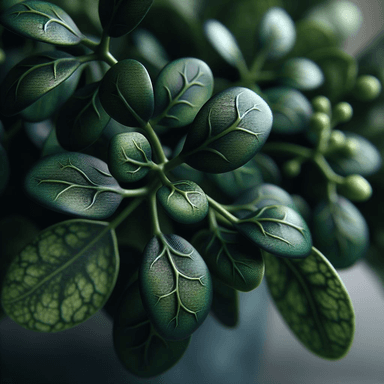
[
  {"left": 279, "top": 58, "right": 324, "bottom": 91},
  {"left": 25, "top": 152, "right": 124, "bottom": 219},
  {"left": 264, "top": 247, "right": 355, "bottom": 359},
  {"left": 99, "top": 0, "right": 154, "bottom": 38},
  {"left": 0, "top": 1, "right": 83, "bottom": 45},
  {"left": 113, "top": 281, "right": 190, "bottom": 377},
  {"left": 313, "top": 197, "right": 369, "bottom": 269},
  {"left": 0, "top": 51, "right": 82, "bottom": 117},
  {"left": 1, "top": 219, "right": 119, "bottom": 332},
  {"left": 157, "top": 180, "right": 208, "bottom": 225},
  {"left": 264, "top": 87, "right": 313, "bottom": 134},
  {"left": 204, "top": 19, "right": 245, "bottom": 67},
  {"left": 181, "top": 87, "right": 273, "bottom": 173},
  {"left": 153, "top": 57, "right": 214, "bottom": 128},
  {"left": 258, "top": 7, "right": 296, "bottom": 60},
  {"left": 328, "top": 132, "right": 382, "bottom": 177},
  {"left": 99, "top": 59, "right": 154, "bottom": 127},
  {"left": 56, "top": 83, "right": 111, "bottom": 151},
  {"left": 235, "top": 205, "right": 312, "bottom": 258},
  {"left": 193, "top": 227, "right": 264, "bottom": 292},
  {"left": 139, "top": 234, "right": 212, "bottom": 340},
  {"left": 108, "top": 132, "right": 152, "bottom": 183}
]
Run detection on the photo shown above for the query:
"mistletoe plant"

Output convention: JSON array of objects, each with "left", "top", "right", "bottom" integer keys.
[{"left": 0, "top": 0, "right": 382, "bottom": 379}]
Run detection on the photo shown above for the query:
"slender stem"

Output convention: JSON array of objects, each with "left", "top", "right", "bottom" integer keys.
[
  {"left": 108, "top": 197, "right": 145, "bottom": 230},
  {"left": 81, "top": 36, "right": 99, "bottom": 50},
  {"left": 250, "top": 42, "right": 271, "bottom": 77},
  {"left": 312, "top": 154, "right": 344, "bottom": 184},
  {"left": 207, "top": 196, "right": 239, "bottom": 224},
  {"left": 208, "top": 208, "right": 219, "bottom": 231},
  {"left": 142, "top": 122, "right": 167, "bottom": 164},
  {"left": 78, "top": 53, "right": 99, "bottom": 64},
  {"left": 81, "top": 32, "right": 118, "bottom": 66},
  {"left": 163, "top": 155, "right": 185, "bottom": 173},
  {"left": 121, "top": 187, "right": 149, "bottom": 198},
  {"left": 148, "top": 192, "right": 162, "bottom": 236},
  {"left": 327, "top": 182, "right": 339, "bottom": 204}
]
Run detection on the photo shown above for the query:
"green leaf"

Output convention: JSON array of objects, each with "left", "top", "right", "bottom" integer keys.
[
  {"left": 108, "top": 132, "right": 152, "bottom": 183},
  {"left": 25, "top": 152, "right": 124, "bottom": 219},
  {"left": 99, "top": 0, "right": 154, "bottom": 38},
  {"left": 204, "top": 19, "right": 246, "bottom": 67},
  {"left": 0, "top": 1, "right": 83, "bottom": 45},
  {"left": 56, "top": 83, "right": 111, "bottom": 152},
  {"left": 99, "top": 59, "right": 154, "bottom": 127},
  {"left": 139, "top": 234, "right": 212, "bottom": 340},
  {"left": 253, "top": 153, "right": 281, "bottom": 185},
  {"left": 193, "top": 227, "right": 264, "bottom": 292},
  {"left": 211, "top": 276, "right": 239, "bottom": 328},
  {"left": 1, "top": 219, "right": 119, "bottom": 332},
  {"left": 328, "top": 132, "right": 382, "bottom": 177},
  {"left": 258, "top": 7, "right": 296, "bottom": 60},
  {"left": 153, "top": 57, "right": 214, "bottom": 128},
  {"left": 235, "top": 205, "right": 312, "bottom": 258},
  {"left": 313, "top": 197, "right": 369, "bottom": 269},
  {"left": 41, "top": 126, "right": 67, "bottom": 158},
  {"left": 113, "top": 281, "right": 190, "bottom": 377},
  {"left": 307, "top": 47, "right": 357, "bottom": 101},
  {"left": 264, "top": 247, "right": 355, "bottom": 359},
  {"left": 0, "top": 143, "right": 10, "bottom": 195},
  {"left": 278, "top": 58, "right": 324, "bottom": 91},
  {"left": 264, "top": 87, "right": 313, "bottom": 134},
  {"left": 181, "top": 87, "right": 272, "bottom": 173},
  {"left": 157, "top": 180, "right": 209, "bottom": 225},
  {"left": 0, "top": 51, "right": 82, "bottom": 117}
]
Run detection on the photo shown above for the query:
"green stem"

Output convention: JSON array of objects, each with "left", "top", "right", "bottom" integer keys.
[
  {"left": 81, "top": 36, "right": 99, "bottom": 50},
  {"left": 313, "top": 154, "right": 344, "bottom": 184},
  {"left": 163, "top": 155, "right": 185, "bottom": 173},
  {"left": 207, "top": 196, "right": 239, "bottom": 224},
  {"left": 108, "top": 197, "right": 145, "bottom": 230},
  {"left": 250, "top": 42, "right": 272, "bottom": 77},
  {"left": 142, "top": 122, "right": 167, "bottom": 164},
  {"left": 148, "top": 192, "right": 162, "bottom": 236},
  {"left": 121, "top": 187, "right": 149, "bottom": 198},
  {"left": 81, "top": 32, "right": 118, "bottom": 66},
  {"left": 78, "top": 53, "right": 99, "bottom": 64}
]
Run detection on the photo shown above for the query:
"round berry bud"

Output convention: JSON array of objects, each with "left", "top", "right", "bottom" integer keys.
[
  {"left": 328, "top": 130, "right": 346, "bottom": 148},
  {"left": 354, "top": 75, "right": 382, "bottom": 101},
  {"left": 283, "top": 159, "right": 301, "bottom": 177},
  {"left": 333, "top": 102, "right": 353, "bottom": 124},
  {"left": 309, "top": 112, "right": 331, "bottom": 133},
  {"left": 311, "top": 96, "right": 331, "bottom": 115},
  {"left": 339, "top": 174, "right": 372, "bottom": 202},
  {"left": 342, "top": 137, "right": 359, "bottom": 156}
]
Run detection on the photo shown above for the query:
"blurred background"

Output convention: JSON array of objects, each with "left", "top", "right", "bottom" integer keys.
[{"left": 0, "top": 0, "right": 384, "bottom": 383}]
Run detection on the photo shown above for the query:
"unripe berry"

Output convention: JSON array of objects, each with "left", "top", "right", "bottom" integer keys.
[
  {"left": 333, "top": 102, "right": 353, "bottom": 124},
  {"left": 342, "top": 137, "right": 359, "bottom": 156},
  {"left": 339, "top": 174, "right": 372, "bottom": 202},
  {"left": 328, "top": 130, "right": 346, "bottom": 148},
  {"left": 311, "top": 96, "right": 331, "bottom": 115},
  {"left": 283, "top": 159, "right": 301, "bottom": 177},
  {"left": 354, "top": 75, "right": 382, "bottom": 101},
  {"left": 309, "top": 112, "right": 330, "bottom": 133}
]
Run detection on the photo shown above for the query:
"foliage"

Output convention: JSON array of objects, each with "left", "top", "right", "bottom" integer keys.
[{"left": 0, "top": 0, "right": 383, "bottom": 379}]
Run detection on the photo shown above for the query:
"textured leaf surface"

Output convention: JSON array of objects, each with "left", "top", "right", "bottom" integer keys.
[
  {"left": 139, "top": 234, "right": 212, "bottom": 340},
  {"left": 157, "top": 180, "right": 208, "bottom": 224},
  {"left": 99, "top": 59, "right": 154, "bottom": 127},
  {"left": 153, "top": 57, "right": 213, "bottom": 127},
  {"left": 25, "top": 152, "right": 123, "bottom": 219},
  {"left": 0, "top": 51, "right": 81, "bottom": 117},
  {"left": 313, "top": 197, "right": 369, "bottom": 269},
  {"left": 108, "top": 132, "right": 152, "bottom": 183},
  {"left": 264, "top": 247, "right": 355, "bottom": 359},
  {"left": 99, "top": 0, "right": 154, "bottom": 38},
  {"left": 113, "top": 281, "right": 190, "bottom": 377},
  {"left": 235, "top": 205, "right": 312, "bottom": 258},
  {"left": 56, "top": 83, "right": 111, "bottom": 151},
  {"left": 0, "top": 1, "right": 83, "bottom": 45},
  {"left": 182, "top": 87, "right": 272, "bottom": 173},
  {"left": 193, "top": 227, "right": 264, "bottom": 292},
  {"left": 1, "top": 219, "right": 119, "bottom": 332}
]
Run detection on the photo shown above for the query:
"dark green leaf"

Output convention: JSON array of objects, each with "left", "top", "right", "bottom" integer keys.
[
  {"left": 0, "top": 1, "right": 83, "bottom": 45},
  {"left": 139, "top": 234, "right": 212, "bottom": 340},
  {"left": 41, "top": 126, "right": 67, "bottom": 157},
  {"left": 0, "top": 51, "right": 82, "bottom": 117},
  {"left": 264, "top": 247, "right": 355, "bottom": 359},
  {"left": 253, "top": 153, "right": 281, "bottom": 185},
  {"left": 1, "top": 219, "right": 119, "bottom": 332},
  {"left": 99, "top": 59, "right": 154, "bottom": 127},
  {"left": 157, "top": 180, "right": 208, "bottom": 224},
  {"left": 313, "top": 197, "right": 369, "bottom": 269},
  {"left": 25, "top": 152, "right": 124, "bottom": 219},
  {"left": 258, "top": 7, "right": 296, "bottom": 60},
  {"left": 0, "top": 144, "right": 10, "bottom": 195},
  {"left": 279, "top": 58, "right": 324, "bottom": 90},
  {"left": 211, "top": 276, "right": 239, "bottom": 328},
  {"left": 235, "top": 205, "right": 312, "bottom": 258},
  {"left": 99, "top": 0, "right": 154, "bottom": 38},
  {"left": 56, "top": 83, "right": 111, "bottom": 151},
  {"left": 193, "top": 227, "right": 264, "bottom": 292},
  {"left": 108, "top": 132, "right": 152, "bottom": 183},
  {"left": 307, "top": 47, "right": 357, "bottom": 101},
  {"left": 153, "top": 57, "right": 214, "bottom": 128},
  {"left": 182, "top": 87, "right": 272, "bottom": 173},
  {"left": 113, "top": 281, "right": 190, "bottom": 377},
  {"left": 264, "top": 87, "right": 313, "bottom": 134},
  {"left": 328, "top": 132, "right": 382, "bottom": 177}
]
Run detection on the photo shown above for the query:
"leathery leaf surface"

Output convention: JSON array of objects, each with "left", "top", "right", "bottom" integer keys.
[
  {"left": 264, "top": 247, "right": 355, "bottom": 359},
  {"left": 1, "top": 219, "right": 119, "bottom": 332}
]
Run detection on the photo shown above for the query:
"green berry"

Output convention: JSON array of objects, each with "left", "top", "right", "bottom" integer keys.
[
  {"left": 354, "top": 75, "right": 382, "bottom": 101},
  {"left": 309, "top": 112, "right": 331, "bottom": 133},
  {"left": 328, "top": 130, "right": 346, "bottom": 148},
  {"left": 339, "top": 174, "right": 372, "bottom": 202},
  {"left": 333, "top": 102, "right": 353, "bottom": 124},
  {"left": 283, "top": 159, "right": 301, "bottom": 177},
  {"left": 311, "top": 96, "right": 331, "bottom": 115},
  {"left": 342, "top": 137, "right": 359, "bottom": 156}
]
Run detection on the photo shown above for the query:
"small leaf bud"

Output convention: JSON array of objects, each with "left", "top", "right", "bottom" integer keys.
[
  {"left": 328, "top": 130, "right": 346, "bottom": 148},
  {"left": 342, "top": 137, "right": 359, "bottom": 156},
  {"left": 311, "top": 96, "right": 331, "bottom": 115},
  {"left": 332, "top": 102, "right": 353, "bottom": 124},
  {"left": 353, "top": 75, "right": 382, "bottom": 101},
  {"left": 283, "top": 159, "right": 301, "bottom": 178},
  {"left": 339, "top": 174, "right": 372, "bottom": 202},
  {"left": 309, "top": 112, "right": 331, "bottom": 133}
]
